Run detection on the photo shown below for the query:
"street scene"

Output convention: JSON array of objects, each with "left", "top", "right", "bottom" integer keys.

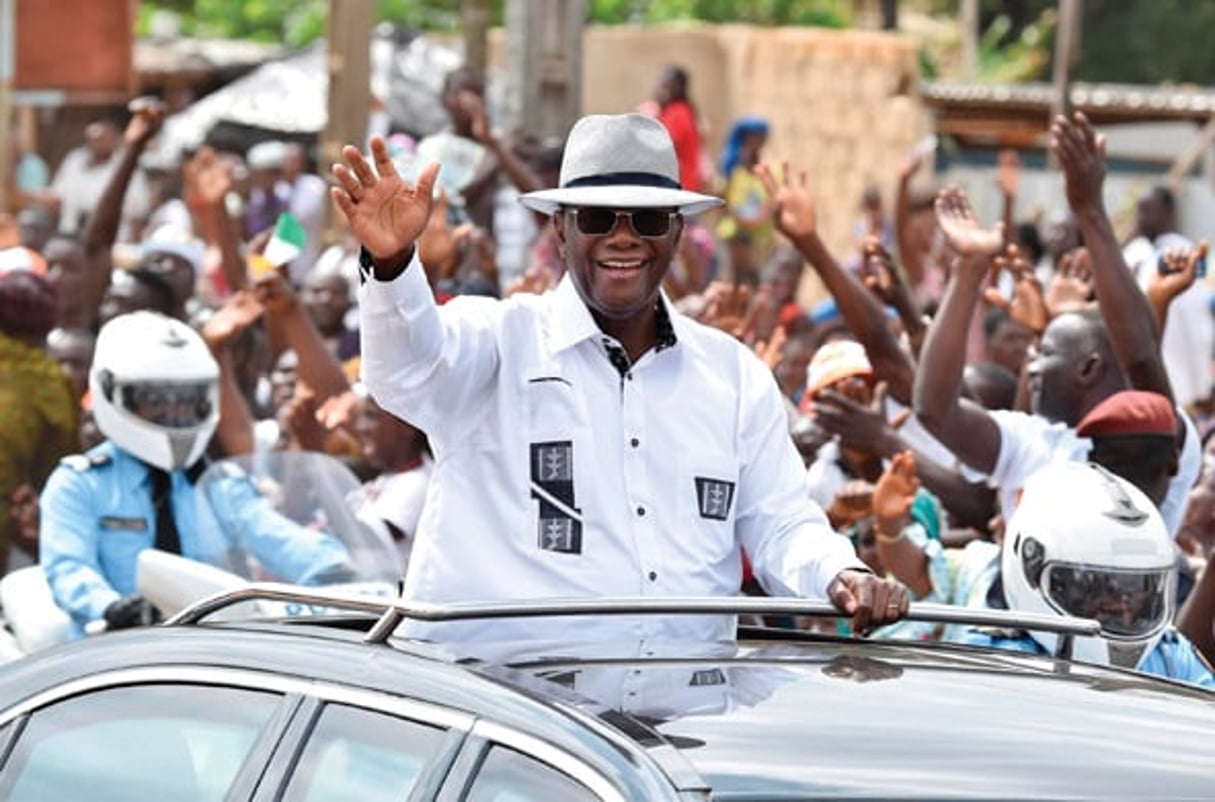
[{"left": 0, "top": 1, "right": 1213, "bottom": 799}]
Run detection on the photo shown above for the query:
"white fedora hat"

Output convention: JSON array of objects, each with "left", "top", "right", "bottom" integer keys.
[{"left": 519, "top": 113, "right": 722, "bottom": 216}]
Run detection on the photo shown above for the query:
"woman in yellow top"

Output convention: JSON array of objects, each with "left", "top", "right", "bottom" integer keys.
[{"left": 716, "top": 117, "right": 775, "bottom": 287}]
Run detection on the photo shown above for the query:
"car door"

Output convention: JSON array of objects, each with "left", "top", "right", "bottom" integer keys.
[{"left": 0, "top": 668, "right": 295, "bottom": 802}]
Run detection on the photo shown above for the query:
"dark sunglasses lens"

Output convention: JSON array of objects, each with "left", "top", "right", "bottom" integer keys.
[
  {"left": 575, "top": 208, "right": 617, "bottom": 235},
  {"left": 630, "top": 210, "right": 671, "bottom": 237}
]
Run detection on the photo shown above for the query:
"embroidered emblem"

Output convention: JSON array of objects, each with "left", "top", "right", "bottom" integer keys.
[
  {"left": 531, "top": 441, "right": 583, "bottom": 555},
  {"left": 539, "top": 516, "right": 582, "bottom": 554},
  {"left": 689, "top": 668, "right": 726, "bottom": 687},
  {"left": 694, "top": 477, "right": 735, "bottom": 521},
  {"left": 534, "top": 442, "right": 573, "bottom": 482}
]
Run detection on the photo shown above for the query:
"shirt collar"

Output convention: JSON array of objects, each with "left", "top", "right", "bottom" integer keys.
[{"left": 547, "top": 274, "right": 681, "bottom": 356}]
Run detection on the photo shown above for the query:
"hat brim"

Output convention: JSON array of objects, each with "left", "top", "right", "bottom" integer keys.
[{"left": 519, "top": 185, "right": 723, "bottom": 216}]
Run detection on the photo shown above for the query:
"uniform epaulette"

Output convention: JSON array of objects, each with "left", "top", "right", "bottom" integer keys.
[{"left": 61, "top": 453, "right": 111, "bottom": 472}]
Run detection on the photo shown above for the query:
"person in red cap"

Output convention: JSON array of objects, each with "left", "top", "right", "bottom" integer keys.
[{"left": 1076, "top": 389, "right": 1179, "bottom": 508}]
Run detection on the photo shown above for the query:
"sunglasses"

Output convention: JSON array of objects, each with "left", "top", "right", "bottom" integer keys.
[{"left": 568, "top": 207, "right": 678, "bottom": 238}]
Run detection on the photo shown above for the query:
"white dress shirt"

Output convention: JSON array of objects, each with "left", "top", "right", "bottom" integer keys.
[{"left": 359, "top": 256, "right": 863, "bottom": 644}]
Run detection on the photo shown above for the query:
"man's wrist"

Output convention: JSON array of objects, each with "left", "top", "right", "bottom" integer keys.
[{"left": 359, "top": 246, "right": 415, "bottom": 282}]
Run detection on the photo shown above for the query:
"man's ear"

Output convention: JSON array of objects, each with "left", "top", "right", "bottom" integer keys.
[
  {"left": 1078, "top": 352, "right": 1103, "bottom": 385},
  {"left": 672, "top": 213, "right": 686, "bottom": 243}
]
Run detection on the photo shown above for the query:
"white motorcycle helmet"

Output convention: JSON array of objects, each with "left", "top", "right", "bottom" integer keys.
[
  {"left": 90, "top": 311, "right": 220, "bottom": 471},
  {"left": 1002, "top": 461, "right": 1175, "bottom": 670}
]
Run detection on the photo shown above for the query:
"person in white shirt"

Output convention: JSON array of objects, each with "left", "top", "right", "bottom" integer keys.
[
  {"left": 330, "top": 112, "right": 908, "bottom": 644},
  {"left": 50, "top": 118, "right": 149, "bottom": 242},
  {"left": 1121, "top": 186, "right": 1213, "bottom": 410}
]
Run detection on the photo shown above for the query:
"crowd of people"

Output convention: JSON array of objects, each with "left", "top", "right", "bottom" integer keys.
[{"left": 1, "top": 60, "right": 1213, "bottom": 687}]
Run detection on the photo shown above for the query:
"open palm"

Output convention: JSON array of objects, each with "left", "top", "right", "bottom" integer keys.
[{"left": 332, "top": 136, "right": 440, "bottom": 260}]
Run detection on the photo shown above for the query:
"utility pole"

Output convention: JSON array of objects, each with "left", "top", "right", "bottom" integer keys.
[
  {"left": 0, "top": 0, "right": 14, "bottom": 213},
  {"left": 462, "top": 0, "right": 492, "bottom": 79},
  {"left": 505, "top": 0, "right": 585, "bottom": 141},
  {"left": 1050, "top": 0, "right": 1083, "bottom": 123},
  {"left": 1048, "top": 0, "right": 1082, "bottom": 168},
  {"left": 959, "top": 0, "right": 979, "bottom": 82},
  {"left": 322, "top": 0, "right": 373, "bottom": 239}
]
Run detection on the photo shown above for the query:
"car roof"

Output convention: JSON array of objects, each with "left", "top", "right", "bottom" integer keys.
[
  {"left": 477, "top": 634, "right": 1215, "bottom": 800},
  {"left": 6, "top": 589, "right": 1212, "bottom": 801}
]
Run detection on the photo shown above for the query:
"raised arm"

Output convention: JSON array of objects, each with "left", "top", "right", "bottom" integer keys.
[
  {"left": 1052, "top": 112, "right": 1172, "bottom": 400},
  {"left": 1149, "top": 242, "right": 1209, "bottom": 335},
  {"left": 78, "top": 98, "right": 165, "bottom": 312},
  {"left": 912, "top": 189, "right": 1004, "bottom": 475},
  {"left": 466, "top": 94, "right": 545, "bottom": 196},
  {"left": 758, "top": 164, "right": 915, "bottom": 403}
]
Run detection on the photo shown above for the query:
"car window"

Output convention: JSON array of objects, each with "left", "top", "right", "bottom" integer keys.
[
  {"left": 0, "top": 684, "right": 279, "bottom": 802},
  {"left": 464, "top": 745, "right": 602, "bottom": 802},
  {"left": 280, "top": 702, "right": 447, "bottom": 802}
]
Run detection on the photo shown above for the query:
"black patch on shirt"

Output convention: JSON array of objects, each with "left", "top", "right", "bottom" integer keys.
[
  {"left": 694, "top": 477, "right": 736, "bottom": 521},
  {"left": 689, "top": 668, "right": 726, "bottom": 687},
  {"left": 531, "top": 441, "right": 583, "bottom": 555},
  {"left": 99, "top": 516, "right": 148, "bottom": 532}
]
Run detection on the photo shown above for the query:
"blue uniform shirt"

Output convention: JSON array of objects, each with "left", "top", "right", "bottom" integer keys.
[
  {"left": 962, "top": 628, "right": 1215, "bottom": 689},
  {"left": 40, "top": 441, "right": 352, "bottom": 636}
]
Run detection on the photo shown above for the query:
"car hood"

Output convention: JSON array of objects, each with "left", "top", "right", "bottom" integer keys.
[{"left": 466, "top": 636, "right": 1215, "bottom": 800}]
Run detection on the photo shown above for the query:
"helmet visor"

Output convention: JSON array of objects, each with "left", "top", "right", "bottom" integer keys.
[
  {"left": 1044, "top": 564, "right": 1170, "bottom": 639},
  {"left": 120, "top": 381, "right": 214, "bottom": 429}
]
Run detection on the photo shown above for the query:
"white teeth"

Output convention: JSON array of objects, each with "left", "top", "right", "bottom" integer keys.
[{"left": 601, "top": 260, "right": 642, "bottom": 269}]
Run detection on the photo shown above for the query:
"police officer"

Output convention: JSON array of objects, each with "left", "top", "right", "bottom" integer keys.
[
  {"left": 39, "top": 311, "right": 352, "bottom": 636},
  {"left": 965, "top": 460, "right": 1213, "bottom": 688}
]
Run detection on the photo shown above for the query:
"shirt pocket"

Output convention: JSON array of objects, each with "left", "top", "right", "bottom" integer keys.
[
  {"left": 523, "top": 368, "right": 595, "bottom": 559},
  {"left": 676, "top": 450, "right": 741, "bottom": 570}
]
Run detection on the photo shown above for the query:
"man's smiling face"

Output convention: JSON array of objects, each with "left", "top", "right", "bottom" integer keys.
[{"left": 554, "top": 206, "right": 682, "bottom": 325}]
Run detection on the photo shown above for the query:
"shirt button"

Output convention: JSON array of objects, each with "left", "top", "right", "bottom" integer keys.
[
  {"left": 626, "top": 372, "right": 633, "bottom": 381},
  {"left": 630, "top": 437, "right": 640, "bottom": 448},
  {"left": 636, "top": 506, "right": 646, "bottom": 517},
  {"left": 648, "top": 571, "right": 658, "bottom": 581}
]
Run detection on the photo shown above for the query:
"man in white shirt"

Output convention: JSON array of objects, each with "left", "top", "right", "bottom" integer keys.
[
  {"left": 51, "top": 119, "right": 149, "bottom": 241},
  {"left": 331, "top": 112, "right": 907, "bottom": 644},
  {"left": 1121, "top": 186, "right": 1213, "bottom": 410}
]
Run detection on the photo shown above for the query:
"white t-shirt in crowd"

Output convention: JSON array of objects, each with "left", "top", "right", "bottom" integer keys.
[
  {"left": 1123, "top": 233, "right": 1214, "bottom": 409},
  {"left": 963, "top": 408, "right": 1200, "bottom": 536}
]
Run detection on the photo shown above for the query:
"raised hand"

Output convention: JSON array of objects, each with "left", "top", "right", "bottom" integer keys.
[
  {"left": 331, "top": 135, "right": 440, "bottom": 262},
  {"left": 460, "top": 90, "right": 492, "bottom": 145},
  {"left": 1149, "top": 239, "right": 1209, "bottom": 312},
  {"left": 1051, "top": 111, "right": 1107, "bottom": 215},
  {"left": 124, "top": 96, "right": 166, "bottom": 147},
  {"left": 934, "top": 187, "right": 1004, "bottom": 258},
  {"left": 1046, "top": 247, "right": 1096, "bottom": 317},
  {"left": 700, "top": 280, "right": 754, "bottom": 339},
  {"left": 505, "top": 264, "right": 555, "bottom": 297},
  {"left": 872, "top": 450, "right": 919, "bottom": 536},
  {"left": 201, "top": 289, "right": 264, "bottom": 351},
  {"left": 827, "top": 478, "right": 875, "bottom": 531},
  {"left": 754, "top": 324, "right": 788, "bottom": 372},
  {"left": 813, "top": 381, "right": 909, "bottom": 459},
  {"left": 189, "top": 147, "right": 235, "bottom": 209},
  {"left": 996, "top": 148, "right": 1020, "bottom": 198},
  {"left": 417, "top": 192, "right": 474, "bottom": 278},
  {"left": 984, "top": 243, "right": 1048, "bottom": 334},
  {"left": 756, "top": 162, "right": 817, "bottom": 242},
  {"left": 860, "top": 235, "right": 910, "bottom": 309}
]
